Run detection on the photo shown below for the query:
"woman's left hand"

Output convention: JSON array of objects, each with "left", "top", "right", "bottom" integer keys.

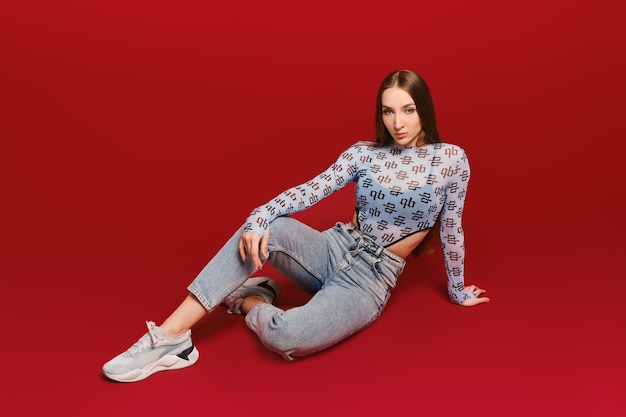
[{"left": 461, "top": 285, "right": 490, "bottom": 306}]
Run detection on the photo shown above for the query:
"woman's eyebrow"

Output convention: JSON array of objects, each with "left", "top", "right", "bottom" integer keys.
[{"left": 381, "top": 103, "right": 416, "bottom": 108}]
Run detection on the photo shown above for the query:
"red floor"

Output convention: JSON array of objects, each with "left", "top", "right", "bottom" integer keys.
[{"left": 2, "top": 1, "right": 624, "bottom": 416}]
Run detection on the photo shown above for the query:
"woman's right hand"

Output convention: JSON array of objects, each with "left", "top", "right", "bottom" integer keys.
[{"left": 238, "top": 231, "right": 270, "bottom": 271}]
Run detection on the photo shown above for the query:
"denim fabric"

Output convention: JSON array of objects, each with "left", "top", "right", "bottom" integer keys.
[{"left": 188, "top": 216, "right": 405, "bottom": 360}]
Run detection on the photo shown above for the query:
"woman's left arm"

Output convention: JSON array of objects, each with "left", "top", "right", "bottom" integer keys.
[{"left": 439, "top": 146, "right": 489, "bottom": 306}]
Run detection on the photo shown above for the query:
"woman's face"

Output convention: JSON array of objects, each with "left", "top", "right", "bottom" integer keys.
[{"left": 381, "top": 87, "right": 423, "bottom": 146}]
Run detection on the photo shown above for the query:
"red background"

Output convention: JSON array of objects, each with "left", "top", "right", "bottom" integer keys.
[{"left": 2, "top": 0, "right": 624, "bottom": 416}]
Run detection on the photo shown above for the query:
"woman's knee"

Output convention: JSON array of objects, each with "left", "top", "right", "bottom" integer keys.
[
  {"left": 267, "top": 216, "right": 299, "bottom": 237},
  {"left": 246, "top": 305, "right": 306, "bottom": 360},
  {"left": 259, "top": 331, "right": 300, "bottom": 361}
]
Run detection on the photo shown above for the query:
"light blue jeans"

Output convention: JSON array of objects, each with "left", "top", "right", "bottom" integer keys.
[{"left": 188, "top": 217, "right": 405, "bottom": 360}]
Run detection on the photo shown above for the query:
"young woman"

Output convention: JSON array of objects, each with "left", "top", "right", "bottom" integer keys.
[{"left": 103, "top": 69, "right": 489, "bottom": 382}]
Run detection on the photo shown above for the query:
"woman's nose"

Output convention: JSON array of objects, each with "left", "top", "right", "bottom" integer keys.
[{"left": 394, "top": 115, "right": 403, "bottom": 129}]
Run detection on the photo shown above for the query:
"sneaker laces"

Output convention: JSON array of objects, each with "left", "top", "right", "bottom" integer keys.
[{"left": 128, "top": 321, "right": 164, "bottom": 355}]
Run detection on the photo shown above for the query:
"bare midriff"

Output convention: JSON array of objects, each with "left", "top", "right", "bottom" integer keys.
[{"left": 351, "top": 214, "right": 430, "bottom": 259}]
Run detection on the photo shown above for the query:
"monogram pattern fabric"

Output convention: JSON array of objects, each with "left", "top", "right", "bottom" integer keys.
[{"left": 244, "top": 141, "right": 473, "bottom": 304}]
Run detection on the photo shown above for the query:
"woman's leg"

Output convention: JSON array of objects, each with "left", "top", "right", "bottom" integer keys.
[
  {"left": 186, "top": 226, "right": 259, "bottom": 311},
  {"left": 162, "top": 216, "right": 332, "bottom": 337},
  {"left": 160, "top": 293, "right": 207, "bottom": 337},
  {"left": 264, "top": 216, "right": 335, "bottom": 294},
  {"left": 246, "top": 222, "right": 405, "bottom": 360},
  {"left": 103, "top": 225, "right": 261, "bottom": 382},
  {"left": 246, "top": 267, "right": 385, "bottom": 360},
  {"left": 149, "top": 226, "right": 258, "bottom": 337}
]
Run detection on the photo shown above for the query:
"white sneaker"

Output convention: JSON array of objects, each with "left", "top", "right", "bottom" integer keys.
[
  {"left": 224, "top": 277, "right": 281, "bottom": 315},
  {"left": 102, "top": 321, "right": 199, "bottom": 382}
]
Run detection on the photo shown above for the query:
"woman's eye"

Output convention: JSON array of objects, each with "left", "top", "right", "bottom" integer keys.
[
  {"left": 406, "top": 108, "right": 416, "bottom": 113},
  {"left": 383, "top": 109, "right": 393, "bottom": 115}
]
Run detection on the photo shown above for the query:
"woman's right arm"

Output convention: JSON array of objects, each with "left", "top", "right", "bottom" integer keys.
[{"left": 239, "top": 142, "right": 363, "bottom": 268}]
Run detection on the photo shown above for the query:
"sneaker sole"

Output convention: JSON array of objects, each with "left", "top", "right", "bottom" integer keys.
[{"left": 103, "top": 345, "right": 200, "bottom": 383}]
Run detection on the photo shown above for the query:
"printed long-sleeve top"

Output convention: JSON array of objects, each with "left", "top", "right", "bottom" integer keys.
[{"left": 244, "top": 141, "right": 473, "bottom": 304}]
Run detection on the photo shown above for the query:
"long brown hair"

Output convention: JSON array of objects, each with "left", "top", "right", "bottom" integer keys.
[
  {"left": 375, "top": 69, "right": 441, "bottom": 147},
  {"left": 374, "top": 69, "right": 442, "bottom": 257}
]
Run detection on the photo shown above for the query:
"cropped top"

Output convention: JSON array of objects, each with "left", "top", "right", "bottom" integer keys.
[{"left": 244, "top": 141, "right": 473, "bottom": 304}]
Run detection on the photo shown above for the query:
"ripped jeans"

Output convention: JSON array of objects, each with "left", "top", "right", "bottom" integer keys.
[{"left": 188, "top": 216, "right": 405, "bottom": 360}]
